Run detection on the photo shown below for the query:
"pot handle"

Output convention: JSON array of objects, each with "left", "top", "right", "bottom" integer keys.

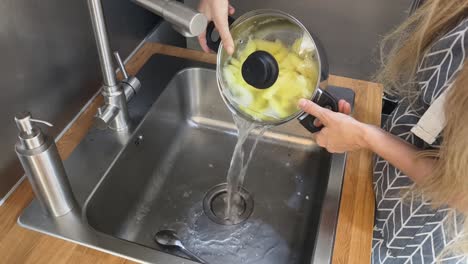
[
  {"left": 298, "top": 88, "right": 339, "bottom": 133},
  {"left": 205, "top": 16, "right": 236, "bottom": 52}
]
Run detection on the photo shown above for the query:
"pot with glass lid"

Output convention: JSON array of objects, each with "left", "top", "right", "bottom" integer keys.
[{"left": 205, "top": 9, "right": 339, "bottom": 132}]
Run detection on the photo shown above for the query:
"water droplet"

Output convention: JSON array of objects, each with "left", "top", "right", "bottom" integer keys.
[
  {"left": 297, "top": 192, "right": 301, "bottom": 196},
  {"left": 134, "top": 135, "right": 144, "bottom": 145},
  {"left": 305, "top": 195, "right": 310, "bottom": 200}
]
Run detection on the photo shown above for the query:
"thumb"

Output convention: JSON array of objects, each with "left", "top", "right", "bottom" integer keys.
[
  {"left": 228, "top": 4, "right": 235, "bottom": 15},
  {"left": 298, "top": 99, "right": 331, "bottom": 125}
]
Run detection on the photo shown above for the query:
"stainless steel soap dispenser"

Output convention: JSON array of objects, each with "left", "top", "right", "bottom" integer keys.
[{"left": 14, "top": 112, "right": 75, "bottom": 217}]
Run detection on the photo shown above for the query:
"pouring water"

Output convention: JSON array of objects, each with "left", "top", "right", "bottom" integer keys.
[{"left": 224, "top": 114, "right": 269, "bottom": 222}]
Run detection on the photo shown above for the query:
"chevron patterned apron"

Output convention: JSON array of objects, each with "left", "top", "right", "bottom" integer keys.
[{"left": 372, "top": 18, "right": 468, "bottom": 264}]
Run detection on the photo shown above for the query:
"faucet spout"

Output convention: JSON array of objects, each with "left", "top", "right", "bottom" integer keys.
[
  {"left": 87, "top": 0, "right": 207, "bottom": 131},
  {"left": 87, "top": 0, "right": 117, "bottom": 88},
  {"left": 133, "top": 0, "right": 207, "bottom": 37},
  {"left": 87, "top": 0, "right": 133, "bottom": 131}
]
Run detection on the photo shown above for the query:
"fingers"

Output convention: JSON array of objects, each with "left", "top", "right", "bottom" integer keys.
[
  {"left": 313, "top": 118, "right": 322, "bottom": 127},
  {"left": 197, "top": 31, "right": 211, "bottom": 53},
  {"left": 298, "top": 99, "right": 330, "bottom": 125},
  {"left": 212, "top": 14, "right": 234, "bottom": 55},
  {"left": 197, "top": 0, "right": 235, "bottom": 54},
  {"left": 302, "top": 99, "right": 351, "bottom": 129},
  {"left": 228, "top": 4, "right": 235, "bottom": 15},
  {"left": 313, "top": 99, "right": 350, "bottom": 127},
  {"left": 338, "top": 100, "right": 345, "bottom": 113},
  {"left": 344, "top": 101, "right": 352, "bottom": 115},
  {"left": 338, "top": 99, "right": 352, "bottom": 115}
]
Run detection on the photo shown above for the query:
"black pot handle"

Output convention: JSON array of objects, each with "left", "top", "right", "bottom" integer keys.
[
  {"left": 206, "top": 16, "right": 236, "bottom": 52},
  {"left": 298, "top": 88, "right": 339, "bottom": 133}
]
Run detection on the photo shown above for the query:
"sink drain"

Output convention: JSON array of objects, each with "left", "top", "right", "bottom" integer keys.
[{"left": 203, "top": 183, "right": 254, "bottom": 225}]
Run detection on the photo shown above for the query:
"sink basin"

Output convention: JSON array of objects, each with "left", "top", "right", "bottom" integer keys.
[
  {"left": 87, "top": 67, "right": 330, "bottom": 263},
  {"left": 19, "top": 55, "right": 350, "bottom": 264}
]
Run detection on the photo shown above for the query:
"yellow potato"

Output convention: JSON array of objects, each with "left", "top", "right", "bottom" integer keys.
[
  {"left": 272, "top": 91, "right": 301, "bottom": 118},
  {"left": 253, "top": 39, "right": 283, "bottom": 54},
  {"left": 294, "top": 74, "right": 315, "bottom": 98},
  {"left": 273, "top": 45, "right": 289, "bottom": 63},
  {"left": 223, "top": 66, "right": 253, "bottom": 104},
  {"left": 269, "top": 97, "right": 293, "bottom": 119},
  {"left": 291, "top": 38, "right": 302, "bottom": 55},
  {"left": 250, "top": 97, "right": 268, "bottom": 112},
  {"left": 263, "top": 71, "right": 293, "bottom": 99},
  {"left": 230, "top": 58, "right": 241, "bottom": 68},
  {"left": 238, "top": 39, "right": 257, "bottom": 63},
  {"left": 239, "top": 105, "right": 262, "bottom": 120},
  {"left": 279, "top": 53, "right": 303, "bottom": 71},
  {"left": 297, "top": 56, "right": 319, "bottom": 80},
  {"left": 223, "top": 37, "right": 319, "bottom": 121}
]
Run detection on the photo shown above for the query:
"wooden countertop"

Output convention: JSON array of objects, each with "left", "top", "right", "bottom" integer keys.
[{"left": 0, "top": 43, "right": 382, "bottom": 264}]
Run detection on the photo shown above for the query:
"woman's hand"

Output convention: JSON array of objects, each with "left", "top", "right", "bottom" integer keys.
[
  {"left": 299, "top": 98, "right": 369, "bottom": 153},
  {"left": 299, "top": 99, "right": 465, "bottom": 210},
  {"left": 198, "top": 0, "right": 235, "bottom": 55},
  {"left": 298, "top": 97, "right": 435, "bottom": 184}
]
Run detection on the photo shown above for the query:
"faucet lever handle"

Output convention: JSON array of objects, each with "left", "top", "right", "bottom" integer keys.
[
  {"left": 113, "top": 51, "right": 129, "bottom": 80},
  {"left": 113, "top": 51, "right": 141, "bottom": 102}
]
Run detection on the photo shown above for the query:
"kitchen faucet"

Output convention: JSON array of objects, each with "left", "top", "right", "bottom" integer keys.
[{"left": 88, "top": 0, "right": 207, "bottom": 131}]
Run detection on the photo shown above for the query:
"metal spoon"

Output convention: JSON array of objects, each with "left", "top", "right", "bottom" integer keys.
[{"left": 154, "top": 230, "right": 207, "bottom": 264}]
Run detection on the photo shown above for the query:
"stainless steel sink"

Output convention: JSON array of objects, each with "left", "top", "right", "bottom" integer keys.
[{"left": 19, "top": 55, "right": 351, "bottom": 264}]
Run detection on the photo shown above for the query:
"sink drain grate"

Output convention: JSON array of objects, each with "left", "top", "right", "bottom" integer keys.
[{"left": 203, "top": 183, "right": 254, "bottom": 225}]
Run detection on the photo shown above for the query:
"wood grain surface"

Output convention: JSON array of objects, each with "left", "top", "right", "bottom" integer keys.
[
  {"left": 329, "top": 75, "right": 382, "bottom": 264},
  {"left": 0, "top": 43, "right": 382, "bottom": 264}
]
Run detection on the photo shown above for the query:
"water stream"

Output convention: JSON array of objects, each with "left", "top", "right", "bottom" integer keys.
[{"left": 225, "top": 114, "right": 269, "bottom": 222}]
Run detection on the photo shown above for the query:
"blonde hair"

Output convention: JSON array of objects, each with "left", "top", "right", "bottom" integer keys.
[
  {"left": 375, "top": 0, "right": 468, "bottom": 258},
  {"left": 376, "top": 0, "right": 468, "bottom": 97}
]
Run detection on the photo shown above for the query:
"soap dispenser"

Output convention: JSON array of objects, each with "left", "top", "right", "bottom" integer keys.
[{"left": 14, "top": 111, "right": 75, "bottom": 217}]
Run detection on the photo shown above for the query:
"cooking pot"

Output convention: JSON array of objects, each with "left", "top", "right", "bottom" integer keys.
[{"left": 206, "top": 9, "right": 338, "bottom": 132}]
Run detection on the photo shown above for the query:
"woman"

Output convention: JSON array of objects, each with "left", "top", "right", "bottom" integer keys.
[{"left": 198, "top": 0, "right": 468, "bottom": 262}]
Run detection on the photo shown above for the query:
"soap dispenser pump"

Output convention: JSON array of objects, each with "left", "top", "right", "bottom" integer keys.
[{"left": 14, "top": 111, "right": 75, "bottom": 217}]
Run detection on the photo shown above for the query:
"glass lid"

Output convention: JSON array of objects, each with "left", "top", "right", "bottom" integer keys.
[{"left": 218, "top": 10, "right": 321, "bottom": 124}]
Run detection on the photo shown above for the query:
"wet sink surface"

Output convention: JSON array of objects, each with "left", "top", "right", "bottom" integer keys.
[
  {"left": 85, "top": 68, "right": 338, "bottom": 263},
  {"left": 19, "top": 61, "right": 349, "bottom": 264}
]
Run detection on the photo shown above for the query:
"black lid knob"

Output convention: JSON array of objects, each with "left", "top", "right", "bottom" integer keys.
[{"left": 241, "top": 51, "right": 279, "bottom": 89}]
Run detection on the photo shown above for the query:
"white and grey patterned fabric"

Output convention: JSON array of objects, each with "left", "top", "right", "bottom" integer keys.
[{"left": 372, "top": 17, "right": 468, "bottom": 264}]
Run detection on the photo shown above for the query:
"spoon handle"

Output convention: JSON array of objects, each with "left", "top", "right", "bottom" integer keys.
[{"left": 179, "top": 247, "right": 207, "bottom": 264}]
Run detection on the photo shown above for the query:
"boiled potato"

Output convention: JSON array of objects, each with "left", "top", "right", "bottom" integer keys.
[
  {"left": 280, "top": 53, "right": 303, "bottom": 71},
  {"left": 291, "top": 38, "right": 302, "bottom": 55},
  {"left": 238, "top": 39, "right": 257, "bottom": 63},
  {"left": 223, "top": 38, "right": 319, "bottom": 121},
  {"left": 230, "top": 58, "right": 241, "bottom": 68},
  {"left": 273, "top": 43, "right": 289, "bottom": 62},
  {"left": 253, "top": 39, "right": 284, "bottom": 54}
]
